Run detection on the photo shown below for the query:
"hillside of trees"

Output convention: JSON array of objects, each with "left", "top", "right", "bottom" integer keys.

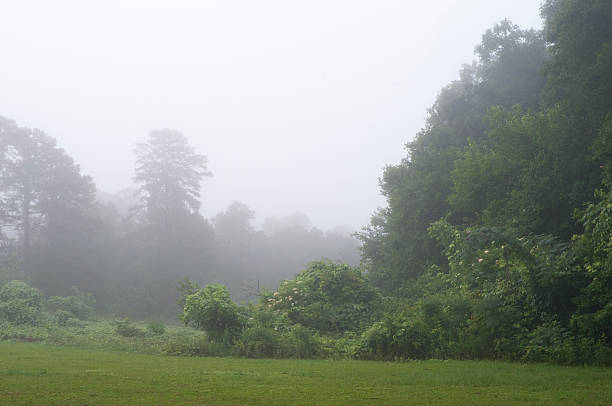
[{"left": 1, "top": 0, "right": 611, "bottom": 364}]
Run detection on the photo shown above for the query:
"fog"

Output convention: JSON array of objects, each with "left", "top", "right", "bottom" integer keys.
[{"left": 0, "top": 0, "right": 542, "bottom": 230}]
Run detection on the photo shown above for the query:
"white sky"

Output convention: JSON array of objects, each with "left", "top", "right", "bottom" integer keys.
[{"left": 0, "top": 0, "right": 543, "bottom": 230}]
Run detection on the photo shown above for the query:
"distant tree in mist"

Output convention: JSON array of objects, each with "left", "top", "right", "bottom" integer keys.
[
  {"left": 212, "top": 201, "right": 255, "bottom": 245},
  {"left": 0, "top": 116, "right": 95, "bottom": 265},
  {"left": 118, "top": 129, "right": 214, "bottom": 316},
  {"left": 262, "top": 212, "right": 311, "bottom": 235},
  {"left": 133, "top": 129, "right": 211, "bottom": 233}
]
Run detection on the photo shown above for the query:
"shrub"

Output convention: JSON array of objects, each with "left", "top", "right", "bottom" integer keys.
[
  {"left": 181, "top": 284, "right": 242, "bottom": 342},
  {"left": 147, "top": 320, "right": 166, "bottom": 335},
  {"left": 266, "top": 261, "right": 379, "bottom": 334},
  {"left": 53, "top": 310, "right": 73, "bottom": 327},
  {"left": 0, "top": 280, "right": 42, "bottom": 325},
  {"left": 114, "top": 319, "right": 145, "bottom": 337},
  {"left": 236, "top": 326, "right": 281, "bottom": 358},
  {"left": 291, "top": 325, "right": 320, "bottom": 358},
  {"left": 163, "top": 336, "right": 229, "bottom": 357},
  {"left": 357, "top": 314, "right": 433, "bottom": 360},
  {"left": 46, "top": 287, "right": 96, "bottom": 320}
]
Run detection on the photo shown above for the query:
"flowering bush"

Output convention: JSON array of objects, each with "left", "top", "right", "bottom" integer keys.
[{"left": 264, "top": 261, "right": 378, "bottom": 333}]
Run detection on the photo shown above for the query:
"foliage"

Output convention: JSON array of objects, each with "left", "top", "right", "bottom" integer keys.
[
  {"left": 181, "top": 284, "right": 243, "bottom": 342},
  {"left": 0, "top": 280, "right": 42, "bottom": 325},
  {"left": 354, "top": 1, "right": 612, "bottom": 366},
  {"left": 234, "top": 308, "right": 321, "bottom": 359},
  {"left": 53, "top": 310, "right": 76, "bottom": 327},
  {"left": 146, "top": 320, "right": 166, "bottom": 336},
  {"left": 570, "top": 187, "right": 612, "bottom": 346},
  {"left": 46, "top": 286, "right": 96, "bottom": 320},
  {"left": 265, "top": 261, "right": 378, "bottom": 333},
  {"left": 450, "top": 105, "right": 599, "bottom": 238},
  {"left": 235, "top": 326, "right": 284, "bottom": 358},
  {"left": 357, "top": 20, "right": 548, "bottom": 292},
  {"left": 114, "top": 318, "right": 146, "bottom": 338},
  {"left": 163, "top": 335, "right": 229, "bottom": 357},
  {"left": 176, "top": 276, "right": 200, "bottom": 309}
]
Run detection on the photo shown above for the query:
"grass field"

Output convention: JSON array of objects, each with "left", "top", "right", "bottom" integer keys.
[{"left": 0, "top": 342, "right": 610, "bottom": 405}]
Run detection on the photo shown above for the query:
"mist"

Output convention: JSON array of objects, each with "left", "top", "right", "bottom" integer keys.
[{"left": 0, "top": 0, "right": 541, "bottom": 231}]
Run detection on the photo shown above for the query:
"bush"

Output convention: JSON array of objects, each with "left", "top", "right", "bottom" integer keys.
[
  {"left": 163, "top": 336, "right": 229, "bottom": 357},
  {"left": 0, "top": 280, "right": 42, "bottom": 325},
  {"left": 266, "top": 261, "right": 379, "bottom": 334},
  {"left": 318, "top": 334, "right": 359, "bottom": 359},
  {"left": 236, "top": 327, "right": 282, "bottom": 358},
  {"left": 46, "top": 287, "right": 96, "bottom": 320},
  {"left": 114, "top": 319, "right": 145, "bottom": 337},
  {"left": 357, "top": 315, "right": 433, "bottom": 360},
  {"left": 291, "top": 325, "right": 320, "bottom": 358},
  {"left": 53, "top": 310, "right": 73, "bottom": 327},
  {"left": 182, "top": 284, "right": 242, "bottom": 342},
  {"left": 147, "top": 320, "right": 166, "bottom": 336}
]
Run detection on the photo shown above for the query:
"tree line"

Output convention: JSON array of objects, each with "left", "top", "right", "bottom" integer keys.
[
  {"left": 0, "top": 122, "right": 359, "bottom": 318},
  {"left": 354, "top": 0, "right": 612, "bottom": 363}
]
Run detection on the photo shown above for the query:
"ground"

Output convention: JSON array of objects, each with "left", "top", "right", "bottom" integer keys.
[{"left": 1, "top": 342, "right": 610, "bottom": 405}]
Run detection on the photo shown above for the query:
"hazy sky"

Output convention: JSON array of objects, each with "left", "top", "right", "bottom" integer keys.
[{"left": 0, "top": 0, "right": 542, "bottom": 230}]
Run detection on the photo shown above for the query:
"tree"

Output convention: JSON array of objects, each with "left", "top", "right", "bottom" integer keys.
[
  {"left": 0, "top": 116, "right": 95, "bottom": 265},
  {"left": 542, "top": 0, "right": 612, "bottom": 121},
  {"left": 358, "top": 20, "right": 548, "bottom": 292},
  {"left": 212, "top": 201, "right": 255, "bottom": 246},
  {"left": 449, "top": 104, "right": 600, "bottom": 238},
  {"left": 133, "top": 129, "right": 211, "bottom": 233}
]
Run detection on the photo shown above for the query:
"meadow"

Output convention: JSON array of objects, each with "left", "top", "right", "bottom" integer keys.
[{"left": 1, "top": 341, "right": 610, "bottom": 405}]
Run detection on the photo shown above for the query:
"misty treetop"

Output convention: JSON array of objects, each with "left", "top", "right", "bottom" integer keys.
[
  {"left": 0, "top": 116, "right": 95, "bottom": 266},
  {"left": 134, "top": 129, "right": 212, "bottom": 223}
]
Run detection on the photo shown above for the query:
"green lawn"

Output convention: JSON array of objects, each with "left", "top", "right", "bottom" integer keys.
[{"left": 0, "top": 342, "right": 610, "bottom": 405}]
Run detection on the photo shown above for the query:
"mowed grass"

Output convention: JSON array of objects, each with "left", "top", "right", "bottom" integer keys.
[{"left": 0, "top": 342, "right": 610, "bottom": 405}]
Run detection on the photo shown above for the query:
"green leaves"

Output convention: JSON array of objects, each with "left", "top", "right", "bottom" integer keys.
[
  {"left": 266, "top": 261, "right": 378, "bottom": 334},
  {"left": 181, "top": 284, "right": 242, "bottom": 342},
  {"left": 0, "top": 280, "right": 42, "bottom": 325}
]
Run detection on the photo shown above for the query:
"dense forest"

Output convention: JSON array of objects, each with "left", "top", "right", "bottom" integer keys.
[{"left": 1, "top": 0, "right": 611, "bottom": 365}]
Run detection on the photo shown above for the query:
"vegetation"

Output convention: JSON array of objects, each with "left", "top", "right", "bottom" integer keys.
[
  {"left": 181, "top": 284, "right": 242, "bottom": 342},
  {"left": 0, "top": 280, "right": 42, "bottom": 325},
  {"left": 354, "top": 0, "right": 612, "bottom": 364},
  {"left": 0, "top": 122, "right": 360, "bottom": 318},
  {"left": 1, "top": 0, "right": 611, "bottom": 373}
]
